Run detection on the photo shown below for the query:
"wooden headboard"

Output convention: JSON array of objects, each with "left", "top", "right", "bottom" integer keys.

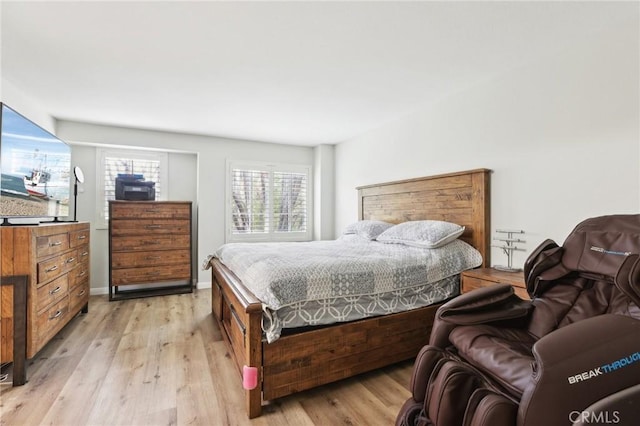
[{"left": 357, "top": 168, "right": 491, "bottom": 267}]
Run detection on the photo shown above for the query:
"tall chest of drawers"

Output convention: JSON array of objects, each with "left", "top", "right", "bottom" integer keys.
[
  {"left": 108, "top": 201, "right": 193, "bottom": 300},
  {"left": 1, "top": 222, "right": 90, "bottom": 359}
]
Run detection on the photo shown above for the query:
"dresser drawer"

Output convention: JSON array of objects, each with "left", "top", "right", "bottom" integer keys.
[
  {"left": 463, "top": 276, "right": 529, "bottom": 299},
  {"left": 110, "top": 203, "right": 190, "bottom": 219},
  {"left": 36, "top": 233, "right": 69, "bottom": 258},
  {"left": 461, "top": 268, "right": 529, "bottom": 300},
  {"left": 111, "top": 249, "right": 191, "bottom": 269},
  {"left": 69, "top": 229, "right": 90, "bottom": 248},
  {"left": 461, "top": 276, "right": 487, "bottom": 293},
  {"left": 37, "top": 256, "right": 64, "bottom": 285},
  {"left": 37, "top": 249, "right": 79, "bottom": 284},
  {"left": 111, "top": 234, "right": 191, "bottom": 252},
  {"left": 69, "top": 263, "right": 90, "bottom": 289},
  {"left": 37, "top": 297, "right": 69, "bottom": 346},
  {"left": 78, "top": 246, "right": 90, "bottom": 263},
  {"left": 110, "top": 219, "right": 190, "bottom": 236},
  {"left": 111, "top": 264, "right": 191, "bottom": 286},
  {"left": 36, "top": 274, "right": 69, "bottom": 312},
  {"left": 61, "top": 249, "right": 80, "bottom": 273},
  {"left": 69, "top": 284, "right": 89, "bottom": 314}
]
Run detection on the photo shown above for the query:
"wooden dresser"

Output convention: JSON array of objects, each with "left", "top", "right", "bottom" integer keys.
[
  {"left": 461, "top": 267, "right": 529, "bottom": 300},
  {"left": 108, "top": 201, "right": 193, "bottom": 300},
  {"left": 1, "top": 222, "right": 90, "bottom": 359}
]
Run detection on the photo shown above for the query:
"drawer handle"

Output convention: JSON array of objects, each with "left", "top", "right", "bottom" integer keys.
[
  {"left": 46, "top": 265, "right": 59, "bottom": 273},
  {"left": 66, "top": 257, "right": 76, "bottom": 264},
  {"left": 146, "top": 209, "right": 161, "bottom": 213},
  {"left": 50, "top": 286, "right": 62, "bottom": 295},
  {"left": 77, "top": 235, "right": 87, "bottom": 240},
  {"left": 79, "top": 270, "right": 87, "bottom": 277},
  {"left": 81, "top": 251, "right": 89, "bottom": 257},
  {"left": 49, "top": 241, "right": 63, "bottom": 247},
  {"left": 142, "top": 240, "right": 161, "bottom": 246},
  {"left": 145, "top": 225, "right": 162, "bottom": 229},
  {"left": 49, "top": 310, "right": 63, "bottom": 320},
  {"left": 147, "top": 256, "right": 162, "bottom": 260},
  {"left": 77, "top": 290, "right": 87, "bottom": 297}
]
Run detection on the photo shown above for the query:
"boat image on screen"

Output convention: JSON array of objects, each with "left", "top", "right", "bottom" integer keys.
[{"left": 1, "top": 103, "right": 71, "bottom": 219}]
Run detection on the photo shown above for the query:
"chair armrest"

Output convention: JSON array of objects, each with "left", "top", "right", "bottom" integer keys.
[
  {"left": 429, "top": 283, "right": 532, "bottom": 347},
  {"left": 519, "top": 314, "right": 640, "bottom": 426},
  {"left": 572, "top": 384, "right": 640, "bottom": 426},
  {"left": 438, "top": 283, "right": 531, "bottom": 324}
]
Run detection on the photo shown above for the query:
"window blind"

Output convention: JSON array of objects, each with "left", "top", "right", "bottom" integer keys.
[
  {"left": 228, "top": 162, "right": 311, "bottom": 241},
  {"left": 103, "top": 156, "right": 162, "bottom": 221},
  {"left": 272, "top": 171, "right": 307, "bottom": 233},
  {"left": 230, "top": 168, "right": 270, "bottom": 234},
  {"left": 97, "top": 149, "right": 166, "bottom": 227}
]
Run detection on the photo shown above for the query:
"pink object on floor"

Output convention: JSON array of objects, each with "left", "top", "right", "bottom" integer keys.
[{"left": 243, "top": 365, "right": 258, "bottom": 390}]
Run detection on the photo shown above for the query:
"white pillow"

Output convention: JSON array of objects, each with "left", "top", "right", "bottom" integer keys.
[
  {"left": 376, "top": 220, "right": 465, "bottom": 249},
  {"left": 342, "top": 220, "right": 394, "bottom": 240},
  {"left": 337, "top": 233, "right": 369, "bottom": 243}
]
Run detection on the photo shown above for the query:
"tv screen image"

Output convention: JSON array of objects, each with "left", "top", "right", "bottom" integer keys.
[{"left": 0, "top": 103, "right": 71, "bottom": 219}]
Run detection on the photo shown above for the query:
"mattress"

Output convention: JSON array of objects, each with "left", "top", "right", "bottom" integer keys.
[{"left": 212, "top": 237, "right": 482, "bottom": 342}]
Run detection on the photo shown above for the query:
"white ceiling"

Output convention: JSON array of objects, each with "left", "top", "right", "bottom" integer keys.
[{"left": 1, "top": 1, "right": 634, "bottom": 146}]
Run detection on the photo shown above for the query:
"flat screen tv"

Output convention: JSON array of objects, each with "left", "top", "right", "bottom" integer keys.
[{"left": 0, "top": 103, "right": 71, "bottom": 221}]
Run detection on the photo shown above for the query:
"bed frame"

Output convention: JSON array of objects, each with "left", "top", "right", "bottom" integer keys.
[{"left": 209, "top": 168, "right": 490, "bottom": 418}]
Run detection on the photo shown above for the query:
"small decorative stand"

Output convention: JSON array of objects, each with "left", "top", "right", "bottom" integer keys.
[{"left": 492, "top": 229, "right": 526, "bottom": 272}]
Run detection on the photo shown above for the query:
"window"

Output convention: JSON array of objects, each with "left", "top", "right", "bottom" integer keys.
[
  {"left": 96, "top": 148, "right": 168, "bottom": 228},
  {"left": 227, "top": 161, "right": 312, "bottom": 242}
]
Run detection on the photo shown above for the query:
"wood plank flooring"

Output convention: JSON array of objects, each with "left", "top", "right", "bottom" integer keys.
[{"left": 0, "top": 289, "right": 414, "bottom": 425}]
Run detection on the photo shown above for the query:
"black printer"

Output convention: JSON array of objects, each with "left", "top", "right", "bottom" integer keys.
[{"left": 115, "top": 174, "right": 156, "bottom": 201}]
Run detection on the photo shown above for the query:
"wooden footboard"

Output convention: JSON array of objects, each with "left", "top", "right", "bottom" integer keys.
[{"left": 262, "top": 303, "right": 440, "bottom": 401}]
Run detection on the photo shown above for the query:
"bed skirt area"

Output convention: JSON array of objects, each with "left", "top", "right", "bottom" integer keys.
[{"left": 263, "top": 274, "right": 459, "bottom": 342}]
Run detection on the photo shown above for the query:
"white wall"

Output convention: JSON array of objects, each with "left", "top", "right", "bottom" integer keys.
[
  {"left": 57, "top": 121, "right": 315, "bottom": 292},
  {"left": 335, "top": 18, "right": 639, "bottom": 269},
  {"left": 313, "top": 144, "right": 335, "bottom": 240}
]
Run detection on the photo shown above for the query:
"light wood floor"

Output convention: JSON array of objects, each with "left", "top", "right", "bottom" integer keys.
[{"left": 0, "top": 289, "right": 414, "bottom": 425}]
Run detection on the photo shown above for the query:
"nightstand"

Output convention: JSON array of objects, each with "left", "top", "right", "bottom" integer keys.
[{"left": 461, "top": 267, "right": 529, "bottom": 300}]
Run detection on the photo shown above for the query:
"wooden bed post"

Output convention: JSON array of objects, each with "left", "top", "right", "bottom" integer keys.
[
  {"left": 209, "top": 260, "right": 265, "bottom": 418},
  {"left": 246, "top": 310, "right": 263, "bottom": 418},
  {"left": 471, "top": 170, "right": 491, "bottom": 267}
]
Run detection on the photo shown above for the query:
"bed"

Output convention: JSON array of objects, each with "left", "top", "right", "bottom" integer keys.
[{"left": 206, "top": 168, "right": 490, "bottom": 418}]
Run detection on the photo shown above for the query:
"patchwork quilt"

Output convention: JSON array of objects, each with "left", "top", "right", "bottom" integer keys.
[{"left": 211, "top": 238, "right": 482, "bottom": 342}]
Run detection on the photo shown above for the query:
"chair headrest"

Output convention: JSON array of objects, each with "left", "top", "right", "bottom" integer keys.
[
  {"left": 560, "top": 214, "right": 639, "bottom": 279},
  {"left": 525, "top": 214, "right": 639, "bottom": 297}
]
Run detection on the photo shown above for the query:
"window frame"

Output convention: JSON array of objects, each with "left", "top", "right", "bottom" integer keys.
[
  {"left": 95, "top": 148, "right": 168, "bottom": 229},
  {"left": 226, "top": 160, "right": 313, "bottom": 243}
]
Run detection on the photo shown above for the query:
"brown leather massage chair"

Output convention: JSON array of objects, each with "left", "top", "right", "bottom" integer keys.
[{"left": 396, "top": 214, "right": 640, "bottom": 426}]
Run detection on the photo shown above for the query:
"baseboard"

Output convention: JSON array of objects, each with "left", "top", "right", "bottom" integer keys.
[
  {"left": 196, "top": 281, "right": 212, "bottom": 290},
  {"left": 90, "top": 287, "right": 109, "bottom": 296}
]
